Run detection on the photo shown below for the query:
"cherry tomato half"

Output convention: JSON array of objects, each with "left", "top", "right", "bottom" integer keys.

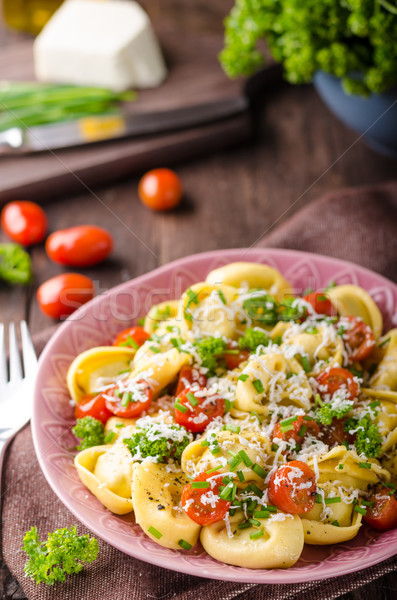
[
  {"left": 104, "top": 380, "right": 152, "bottom": 418},
  {"left": 339, "top": 316, "right": 376, "bottom": 363},
  {"left": 224, "top": 343, "right": 249, "bottom": 370},
  {"left": 113, "top": 326, "right": 150, "bottom": 349},
  {"left": 1, "top": 201, "right": 47, "bottom": 246},
  {"left": 37, "top": 273, "right": 95, "bottom": 320},
  {"left": 138, "top": 168, "right": 183, "bottom": 211},
  {"left": 175, "top": 365, "right": 207, "bottom": 397},
  {"left": 75, "top": 393, "right": 114, "bottom": 424},
  {"left": 319, "top": 417, "right": 356, "bottom": 448},
  {"left": 364, "top": 485, "right": 397, "bottom": 531},
  {"left": 303, "top": 291, "right": 336, "bottom": 317},
  {"left": 267, "top": 460, "right": 317, "bottom": 514},
  {"left": 181, "top": 471, "right": 231, "bottom": 525},
  {"left": 273, "top": 415, "right": 320, "bottom": 452},
  {"left": 316, "top": 367, "right": 359, "bottom": 402},
  {"left": 174, "top": 386, "right": 225, "bottom": 433},
  {"left": 46, "top": 225, "right": 113, "bottom": 267}
]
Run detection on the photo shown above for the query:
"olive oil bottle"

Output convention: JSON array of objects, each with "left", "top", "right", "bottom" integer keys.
[{"left": 3, "top": 0, "right": 64, "bottom": 34}]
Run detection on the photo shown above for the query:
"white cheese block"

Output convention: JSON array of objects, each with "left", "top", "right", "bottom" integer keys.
[{"left": 33, "top": 0, "right": 167, "bottom": 91}]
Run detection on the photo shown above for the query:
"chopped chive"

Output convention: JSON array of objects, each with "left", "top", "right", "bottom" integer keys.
[
  {"left": 223, "top": 424, "right": 241, "bottom": 433},
  {"left": 280, "top": 416, "right": 298, "bottom": 427},
  {"left": 224, "top": 399, "right": 234, "bottom": 412},
  {"left": 300, "top": 355, "right": 311, "bottom": 373},
  {"left": 361, "top": 500, "right": 374, "bottom": 507},
  {"left": 315, "top": 393, "right": 323, "bottom": 406},
  {"left": 115, "top": 423, "right": 125, "bottom": 428},
  {"left": 238, "top": 521, "right": 251, "bottom": 529},
  {"left": 174, "top": 401, "right": 188, "bottom": 414},
  {"left": 104, "top": 431, "right": 117, "bottom": 443},
  {"left": 148, "top": 526, "right": 163, "bottom": 539},
  {"left": 250, "top": 530, "right": 264, "bottom": 540},
  {"left": 271, "top": 443, "right": 279, "bottom": 452},
  {"left": 211, "top": 446, "right": 221, "bottom": 456},
  {"left": 358, "top": 462, "right": 372, "bottom": 469},
  {"left": 354, "top": 505, "right": 367, "bottom": 516},
  {"left": 331, "top": 520, "right": 340, "bottom": 527},
  {"left": 178, "top": 539, "right": 192, "bottom": 551},
  {"left": 217, "top": 290, "right": 227, "bottom": 305},
  {"left": 252, "top": 464, "right": 267, "bottom": 479},
  {"left": 224, "top": 349, "right": 239, "bottom": 355},
  {"left": 191, "top": 481, "right": 210, "bottom": 489},
  {"left": 286, "top": 371, "right": 297, "bottom": 379},
  {"left": 138, "top": 318, "right": 145, "bottom": 326},
  {"left": 303, "top": 415, "right": 314, "bottom": 421},
  {"left": 252, "top": 379, "right": 264, "bottom": 394},
  {"left": 200, "top": 440, "right": 209, "bottom": 447},
  {"left": 251, "top": 411, "right": 263, "bottom": 423},
  {"left": 317, "top": 294, "right": 327, "bottom": 302},
  {"left": 266, "top": 505, "right": 277, "bottom": 513},
  {"left": 238, "top": 450, "right": 253, "bottom": 467},
  {"left": 254, "top": 510, "right": 270, "bottom": 519},
  {"left": 186, "top": 392, "right": 199, "bottom": 406},
  {"left": 238, "top": 373, "right": 249, "bottom": 382},
  {"left": 325, "top": 497, "right": 341, "bottom": 504},
  {"left": 120, "top": 336, "right": 139, "bottom": 350},
  {"left": 379, "top": 336, "right": 391, "bottom": 348},
  {"left": 315, "top": 494, "right": 323, "bottom": 504},
  {"left": 228, "top": 456, "right": 242, "bottom": 470},
  {"left": 149, "top": 345, "right": 161, "bottom": 353},
  {"left": 229, "top": 508, "right": 236, "bottom": 516},
  {"left": 249, "top": 518, "right": 261, "bottom": 527},
  {"left": 121, "top": 392, "right": 131, "bottom": 407},
  {"left": 206, "top": 465, "right": 222, "bottom": 475},
  {"left": 118, "top": 368, "right": 130, "bottom": 375},
  {"left": 305, "top": 326, "right": 319, "bottom": 334},
  {"left": 338, "top": 464, "right": 344, "bottom": 470},
  {"left": 297, "top": 425, "right": 308, "bottom": 437},
  {"left": 249, "top": 484, "right": 263, "bottom": 497},
  {"left": 219, "top": 484, "right": 233, "bottom": 500},
  {"left": 237, "top": 470, "right": 245, "bottom": 482}
]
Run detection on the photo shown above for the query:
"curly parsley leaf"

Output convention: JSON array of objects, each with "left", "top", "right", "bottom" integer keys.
[
  {"left": 315, "top": 401, "right": 354, "bottom": 425},
  {"left": 22, "top": 526, "right": 99, "bottom": 585},
  {"left": 194, "top": 336, "right": 227, "bottom": 374},
  {"left": 124, "top": 423, "right": 192, "bottom": 463},
  {"left": 238, "top": 327, "right": 269, "bottom": 352},
  {"left": 243, "top": 291, "right": 278, "bottom": 325},
  {"left": 344, "top": 415, "right": 382, "bottom": 458},
  {"left": 72, "top": 416, "right": 105, "bottom": 450}
]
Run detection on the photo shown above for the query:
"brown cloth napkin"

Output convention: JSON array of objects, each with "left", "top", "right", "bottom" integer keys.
[{"left": 2, "top": 181, "right": 397, "bottom": 600}]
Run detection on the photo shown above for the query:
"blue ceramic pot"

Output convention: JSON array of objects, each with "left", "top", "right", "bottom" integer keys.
[{"left": 313, "top": 71, "right": 397, "bottom": 158}]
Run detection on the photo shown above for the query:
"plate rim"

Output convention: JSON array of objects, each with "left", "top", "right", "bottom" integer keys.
[{"left": 32, "top": 247, "right": 397, "bottom": 584}]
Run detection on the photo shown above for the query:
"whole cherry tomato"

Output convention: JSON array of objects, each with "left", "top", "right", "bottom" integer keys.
[
  {"left": 37, "top": 273, "right": 95, "bottom": 319},
  {"left": 113, "top": 326, "right": 150, "bottom": 349},
  {"left": 338, "top": 316, "right": 376, "bottom": 362},
  {"left": 75, "top": 393, "right": 114, "bottom": 424},
  {"left": 138, "top": 168, "right": 182, "bottom": 211},
  {"left": 175, "top": 365, "right": 207, "bottom": 396},
  {"left": 174, "top": 386, "right": 225, "bottom": 433},
  {"left": 316, "top": 367, "right": 359, "bottom": 402},
  {"left": 303, "top": 291, "right": 336, "bottom": 317},
  {"left": 46, "top": 225, "right": 113, "bottom": 267},
  {"left": 181, "top": 471, "right": 231, "bottom": 525},
  {"left": 104, "top": 380, "right": 152, "bottom": 418},
  {"left": 1, "top": 201, "right": 47, "bottom": 246},
  {"left": 364, "top": 485, "right": 397, "bottom": 531},
  {"left": 267, "top": 461, "right": 317, "bottom": 514}
]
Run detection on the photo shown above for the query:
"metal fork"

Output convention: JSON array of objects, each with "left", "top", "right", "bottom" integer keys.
[{"left": 0, "top": 321, "right": 38, "bottom": 507}]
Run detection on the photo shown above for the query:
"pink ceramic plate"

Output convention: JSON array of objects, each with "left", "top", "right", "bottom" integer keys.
[{"left": 32, "top": 248, "right": 397, "bottom": 583}]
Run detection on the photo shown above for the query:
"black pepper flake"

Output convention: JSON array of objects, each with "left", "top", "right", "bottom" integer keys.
[{"left": 157, "top": 504, "right": 165, "bottom": 510}]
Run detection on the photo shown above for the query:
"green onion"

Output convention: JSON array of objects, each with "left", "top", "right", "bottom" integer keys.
[
  {"left": 237, "top": 470, "right": 245, "bottom": 482},
  {"left": 254, "top": 510, "right": 270, "bottom": 519},
  {"left": 303, "top": 415, "right": 314, "bottom": 421},
  {"left": 252, "top": 379, "right": 264, "bottom": 394},
  {"left": 178, "top": 539, "right": 192, "bottom": 551},
  {"left": 149, "top": 345, "right": 160, "bottom": 353},
  {"left": 251, "top": 411, "right": 263, "bottom": 423},
  {"left": 238, "top": 521, "right": 251, "bottom": 529},
  {"left": 361, "top": 500, "right": 374, "bottom": 507},
  {"left": 249, "top": 483, "right": 263, "bottom": 497},
  {"left": 191, "top": 481, "right": 210, "bottom": 489},
  {"left": 148, "top": 526, "right": 163, "bottom": 539},
  {"left": 354, "top": 505, "right": 367, "bottom": 516},
  {"left": 104, "top": 431, "right": 116, "bottom": 444},
  {"left": 206, "top": 465, "right": 222, "bottom": 475},
  {"left": 249, "top": 518, "right": 261, "bottom": 527},
  {"left": 174, "top": 402, "right": 188, "bottom": 414},
  {"left": 338, "top": 464, "right": 344, "bottom": 470},
  {"left": 211, "top": 446, "right": 221, "bottom": 456},
  {"left": 300, "top": 355, "right": 311, "bottom": 372},
  {"left": 271, "top": 443, "right": 279, "bottom": 452},
  {"left": 228, "top": 455, "right": 242, "bottom": 470},
  {"left": 120, "top": 336, "right": 139, "bottom": 350},
  {"left": 305, "top": 326, "right": 319, "bottom": 334},
  {"left": 266, "top": 505, "right": 277, "bottom": 513},
  {"left": 238, "top": 450, "right": 253, "bottom": 467},
  {"left": 325, "top": 497, "right": 341, "bottom": 504},
  {"left": 252, "top": 464, "right": 267, "bottom": 478},
  {"left": 297, "top": 425, "right": 308, "bottom": 437},
  {"left": 223, "top": 424, "right": 240, "bottom": 433},
  {"left": 379, "top": 336, "right": 391, "bottom": 348},
  {"left": 217, "top": 290, "right": 227, "bottom": 305},
  {"left": 121, "top": 392, "right": 131, "bottom": 407},
  {"left": 315, "top": 494, "right": 323, "bottom": 504},
  {"left": 115, "top": 423, "right": 125, "bottom": 428},
  {"left": 238, "top": 373, "right": 249, "bottom": 382},
  {"left": 200, "top": 440, "right": 209, "bottom": 447},
  {"left": 358, "top": 462, "right": 372, "bottom": 469},
  {"left": 224, "top": 349, "right": 239, "bottom": 354},
  {"left": 331, "top": 520, "right": 340, "bottom": 527},
  {"left": 249, "top": 530, "right": 264, "bottom": 540},
  {"left": 219, "top": 483, "right": 234, "bottom": 500},
  {"left": 186, "top": 392, "right": 199, "bottom": 406}
]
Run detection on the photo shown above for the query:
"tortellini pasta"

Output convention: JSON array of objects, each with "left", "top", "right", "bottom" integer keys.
[{"left": 69, "top": 262, "right": 397, "bottom": 570}]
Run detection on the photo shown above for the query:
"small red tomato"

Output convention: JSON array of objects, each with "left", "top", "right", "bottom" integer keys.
[
  {"left": 338, "top": 316, "right": 376, "bottom": 362},
  {"left": 37, "top": 273, "right": 94, "bottom": 319},
  {"left": 175, "top": 365, "right": 207, "bottom": 396},
  {"left": 364, "top": 485, "right": 397, "bottom": 531},
  {"left": 316, "top": 367, "right": 359, "bottom": 402},
  {"left": 303, "top": 292, "right": 336, "bottom": 316},
  {"left": 75, "top": 393, "right": 114, "bottom": 424},
  {"left": 273, "top": 415, "right": 320, "bottom": 451},
  {"left": 138, "top": 168, "right": 182, "bottom": 211},
  {"left": 319, "top": 417, "right": 356, "bottom": 448},
  {"left": 174, "top": 386, "right": 225, "bottom": 433},
  {"left": 268, "top": 461, "right": 317, "bottom": 514},
  {"left": 1, "top": 201, "right": 47, "bottom": 246},
  {"left": 113, "top": 326, "right": 150, "bottom": 349},
  {"left": 223, "top": 343, "right": 249, "bottom": 370},
  {"left": 104, "top": 380, "right": 152, "bottom": 418},
  {"left": 46, "top": 225, "right": 113, "bottom": 267},
  {"left": 181, "top": 471, "right": 231, "bottom": 526}
]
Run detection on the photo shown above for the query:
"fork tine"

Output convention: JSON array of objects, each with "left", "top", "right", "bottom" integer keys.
[
  {"left": 20, "top": 320, "right": 38, "bottom": 377},
  {"left": 8, "top": 322, "right": 22, "bottom": 384},
  {"left": 0, "top": 323, "right": 7, "bottom": 388}
]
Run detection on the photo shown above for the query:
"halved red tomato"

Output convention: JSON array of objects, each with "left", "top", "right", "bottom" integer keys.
[
  {"left": 104, "top": 380, "right": 152, "bottom": 418},
  {"left": 74, "top": 393, "right": 114, "bottom": 424},
  {"left": 181, "top": 471, "right": 231, "bottom": 525},
  {"left": 113, "top": 326, "right": 149, "bottom": 349},
  {"left": 273, "top": 415, "right": 320, "bottom": 452},
  {"left": 176, "top": 366, "right": 207, "bottom": 397},
  {"left": 364, "top": 485, "right": 397, "bottom": 531},
  {"left": 316, "top": 367, "right": 359, "bottom": 402},
  {"left": 174, "top": 386, "right": 225, "bottom": 433},
  {"left": 303, "top": 292, "right": 336, "bottom": 317},
  {"left": 267, "top": 461, "right": 317, "bottom": 514},
  {"left": 339, "top": 316, "right": 375, "bottom": 362}
]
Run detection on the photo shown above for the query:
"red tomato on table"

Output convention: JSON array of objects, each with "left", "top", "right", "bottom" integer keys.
[
  {"left": 175, "top": 365, "right": 207, "bottom": 397},
  {"left": 75, "top": 393, "right": 114, "bottom": 424},
  {"left": 37, "top": 273, "right": 94, "bottom": 319},
  {"left": 181, "top": 471, "right": 231, "bottom": 525},
  {"left": 338, "top": 316, "right": 376, "bottom": 362},
  {"left": 303, "top": 291, "right": 336, "bottom": 316},
  {"left": 104, "top": 380, "right": 152, "bottom": 418},
  {"left": 174, "top": 386, "right": 225, "bottom": 433},
  {"left": 138, "top": 168, "right": 183, "bottom": 211},
  {"left": 1, "top": 201, "right": 47, "bottom": 246},
  {"left": 113, "top": 326, "right": 149, "bottom": 349},
  {"left": 364, "top": 485, "right": 397, "bottom": 531},
  {"left": 267, "top": 460, "right": 317, "bottom": 514},
  {"left": 316, "top": 367, "right": 359, "bottom": 402},
  {"left": 46, "top": 225, "right": 113, "bottom": 267}
]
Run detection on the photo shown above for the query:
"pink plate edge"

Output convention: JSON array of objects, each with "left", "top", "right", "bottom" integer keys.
[{"left": 32, "top": 247, "right": 397, "bottom": 584}]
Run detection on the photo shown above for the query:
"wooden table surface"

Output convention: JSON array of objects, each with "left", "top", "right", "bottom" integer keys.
[{"left": 1, "top": 1, "right": 396, "bottom": 598}]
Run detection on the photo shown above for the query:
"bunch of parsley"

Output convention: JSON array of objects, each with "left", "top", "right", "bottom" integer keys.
[{"left": 220, "top": 0, "right": 397, "bottom": 96}]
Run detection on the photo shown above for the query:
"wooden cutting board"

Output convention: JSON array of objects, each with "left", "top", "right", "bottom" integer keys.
[{"left": 0, "top": 26, "right": 252, "bottom": 203}]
